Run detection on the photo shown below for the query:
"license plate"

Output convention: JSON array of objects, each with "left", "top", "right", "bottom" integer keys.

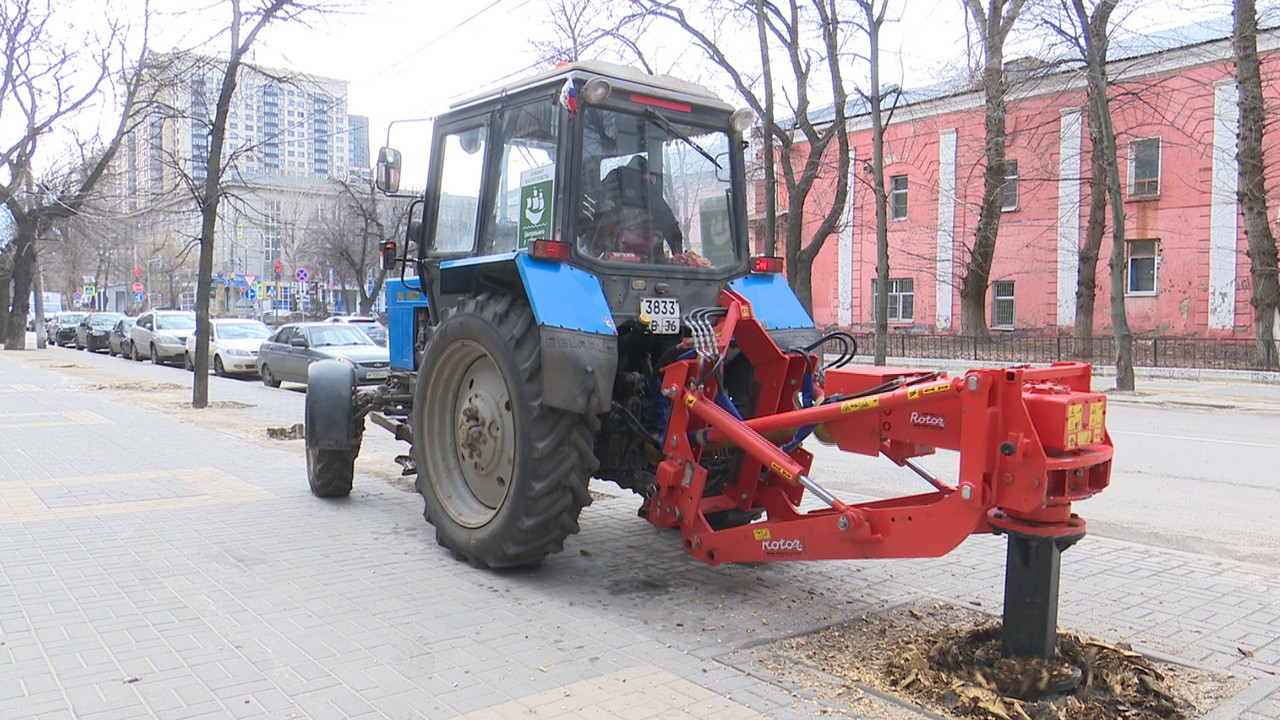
[
  {"left": 640, "top": 297, "right": 680, "bottom": 334},
  {"left": 366, "top": 370, "right": 389, "bottom": 380}
]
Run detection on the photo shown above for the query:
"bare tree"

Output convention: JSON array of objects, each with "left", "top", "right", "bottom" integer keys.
[
  {"left": 530, "top": 0, "right": 653, "bottom": 69},
  {"left": 1234, "top": 0, "right": 1280, "bottom": 369},
  {"left": 958, "top": 0, "right": 1027, "bottom": 335},
  {"left": 1047, "top": 0, "right": 1133, "bottom": 388},
  {"left": 852, "top": 0, "right": 893, "bottom": 365},
  {"left": 635, "top": 0, "right": 852, "bottom": 313},
  {"left": 0, "top": 0, "right": 149, "bottom": 349},
  {"left": 191, "top": 0, "right": 324, "bottom": 408},
  {"left": 307, "top": 180, "right": 408, "bottom": 315}
]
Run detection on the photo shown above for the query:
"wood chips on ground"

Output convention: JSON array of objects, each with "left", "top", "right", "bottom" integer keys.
[{"left": 755, "top": 602, "right": 1245, "bottom": 719}]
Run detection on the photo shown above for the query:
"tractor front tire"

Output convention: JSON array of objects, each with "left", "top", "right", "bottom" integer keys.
[
  {"left": 413, "top": 293, "right": 598, "bottom": 569},
  {"left": 306, "top": 447, "right": 356, "bottom": 498}
]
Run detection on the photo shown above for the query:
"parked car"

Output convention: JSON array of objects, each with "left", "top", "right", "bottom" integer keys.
[
  {"left": 108, "top": 317, "right": 137, "bottom": 357},
  {"left": 74, "top": 312, "right": 126, "bottom": 352},
  {"left": 185, "top": 318, "right": 273, "bottom": 376},
  {"left": 256, "top": 322, "right": 391, "bottom": 388},
  {"left": 130, "top": 309, "right": 197, "bottom": 365},
  {"left": 324, "top": 315, "right": 388, "bottom": 346},
  {"left": 46, "top": 311, "right": 87, "bottom": 347}
]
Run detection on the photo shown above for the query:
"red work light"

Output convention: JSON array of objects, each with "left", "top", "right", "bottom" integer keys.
[
  {"left": 752, "top": 256, "right": 784, "bottom": 273},
  {"left": 530, "top": 240, "right": 572, "bottom": 261}
]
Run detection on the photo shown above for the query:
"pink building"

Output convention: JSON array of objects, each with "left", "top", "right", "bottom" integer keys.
[{"left": 801, "top": 20, "right": 1280, "bottom": 338}]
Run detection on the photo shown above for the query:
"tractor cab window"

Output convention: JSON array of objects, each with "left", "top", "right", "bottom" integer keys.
[
  {"left": 430, "top": 124, "right": 488, "bottom": 255},
  {"left": 576, "top": 106, "right": 737, "bottom": 269},
  {"left": 483, "top": 100, "right": 559, "bottom": 254}
]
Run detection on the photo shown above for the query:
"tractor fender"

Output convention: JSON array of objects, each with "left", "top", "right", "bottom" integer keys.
[
  {"left": 306, "top": 360, "right": 361, "bottom": 451},
  {"left": 439, "top": 253, "right": 617, "bottom": 415},
  {"left": 728, "top": 273, "right": 821, "bottom": 349}
]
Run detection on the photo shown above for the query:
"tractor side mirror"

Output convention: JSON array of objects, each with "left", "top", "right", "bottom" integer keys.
[{"left": 375, "top": 147, "right": 402, "bottom": 194}]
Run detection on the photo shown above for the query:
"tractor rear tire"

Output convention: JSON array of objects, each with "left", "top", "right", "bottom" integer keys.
[{"left": 413, "top": 293, "right": 598, "bottom": 569}]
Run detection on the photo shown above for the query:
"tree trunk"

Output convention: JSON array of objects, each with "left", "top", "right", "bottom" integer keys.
[
  {"left": 862, "top": 0, "right": 889, "bottom": 364},
  {"left": 755, "top": 0, "right": 778, "bottom": 257},
  {"left": 1089, "top": 67, "right": 1134, "bottom": 390},
  {"left": 959, "top": 0, "right": 1021, "bottom": 336},
  {"left": 1074, "top": 95, "right": 1108, "bottom": 359},
  {"left": 1235, "top": 0, "right": 1280, "bottom": 369},
  {"left": 3, "top": 219, "right": 36, "bottom": 350}
]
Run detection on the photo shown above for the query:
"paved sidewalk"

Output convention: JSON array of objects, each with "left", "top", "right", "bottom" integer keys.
[{"left": 0, "top": 346, "right": 1277, "bottom": 719}]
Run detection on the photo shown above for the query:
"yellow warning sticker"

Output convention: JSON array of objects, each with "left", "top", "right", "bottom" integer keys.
[
  {"left": 1089, "top": 401, "right": 1105, "bottom": 426},
  {"left": 840, "top": 396, "right": 880, "bottom": 413},
  {"left": 908, "top": 383, "right": 950, "bottom": 401},
  {"left": 753, "top": 528, "right": 772, "bottom": 540},
  {"left": 1068, "top": 404, "right": 1083, "bottom": 420},
  {"left": 1076, "top": 429, "right": 1093, "bottom": 446},
  {"left": 684, "top": 395, "right": 697, "bottom": 408},
  {"left": 770, "top": 462, "right": 794, "bottom": 481},
  {"left": 1068, "top": 417, "right": 1082, "bottom": 432},
  {"left": 741, "top": 306, "right": 752, "bottom": 319}
]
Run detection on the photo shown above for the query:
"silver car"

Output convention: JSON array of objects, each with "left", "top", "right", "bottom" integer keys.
[
  {"left": 256, "top": 322, "right": 391, "bottom": 388},
  {"left": 185, "top": 318, "right": 273, "bottom": 376},
  {"left": 130, "top": 310, "right": 196, "bottom": 365}
]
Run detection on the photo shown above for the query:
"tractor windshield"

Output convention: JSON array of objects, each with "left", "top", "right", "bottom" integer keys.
[{"left": 575, "top": 106, "right": 738, "bottom": 270}]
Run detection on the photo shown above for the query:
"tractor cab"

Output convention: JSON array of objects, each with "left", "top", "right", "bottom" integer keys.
[{"left": 376, "top": 61, "right": 756, "bottom": 327}]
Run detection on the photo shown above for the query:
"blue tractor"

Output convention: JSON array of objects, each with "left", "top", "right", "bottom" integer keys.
[
  {"left": 304, "top": 61, "right": 820, "bottom": 568},
  {"left": 305, "top": 64, "right": 1118, "bottom": 670}
]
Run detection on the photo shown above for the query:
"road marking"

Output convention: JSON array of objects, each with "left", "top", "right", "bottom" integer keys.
[
  {"left": 0, "top": 467, "right": 275, "bottom": 524},
  {"left": 0, "top": 410, "right": 110, "bottom": 429},
  {"left": 0, "top": 384, "right": 44, "bottom": 392},
  {"left": 1111, "top": 429, "right": 1278, "bottom": 449}
]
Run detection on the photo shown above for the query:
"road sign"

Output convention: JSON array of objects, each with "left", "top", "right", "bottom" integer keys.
[
  {"left": 245, "top": 287, "right": 257, "bottom": 300},
  {"left": 134, "top": 292, "right": 145, "bottom": 302},
  {"left": 242, "top": 274, "right": 257, "bottom": 288},
  {"left": 83, "top": 285, "right": 96, "bottom": 297},
  {"left": 132, "top": 282, "right": 144, "bottom": 292},
  {"left": 73, "top": 292, "right": 82, "bottom": 301},
  {"left": 295, "top": 267, "right": 309, "bottom": 283},
  {"left": 265, "top": 284, "right": 278, "bottom": 299}
]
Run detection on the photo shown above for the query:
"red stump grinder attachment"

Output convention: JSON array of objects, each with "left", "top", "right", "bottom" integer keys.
[{"left": 645, "top": 289, "right": 1113, "bottom": 662}]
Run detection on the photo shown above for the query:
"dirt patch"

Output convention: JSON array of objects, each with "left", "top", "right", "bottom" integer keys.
[
  {"left": 756, "top": 602, "right": 1244, "bottom": 720},
  {"left": 81, "top": 381, "right": 188, "bottom": 392}
]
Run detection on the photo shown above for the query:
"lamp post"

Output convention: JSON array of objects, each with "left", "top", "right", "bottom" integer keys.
[{"left": 146, "top": 257, "right": 163, "bottom": 309}]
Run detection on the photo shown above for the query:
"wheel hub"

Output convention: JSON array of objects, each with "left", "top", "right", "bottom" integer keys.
[{"left": 451, "top": 355, "right": 514, "bottom": 513}]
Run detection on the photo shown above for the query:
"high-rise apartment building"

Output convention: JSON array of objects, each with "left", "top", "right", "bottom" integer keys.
[{"left": 109, "top": 53, "right": 374, "bottom": 314}]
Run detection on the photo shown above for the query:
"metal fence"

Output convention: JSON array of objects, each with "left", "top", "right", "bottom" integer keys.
[{"left": 848, "top": 333, "right": 1280, "bottom": 372}]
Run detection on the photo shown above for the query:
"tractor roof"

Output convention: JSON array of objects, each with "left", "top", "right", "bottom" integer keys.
[{"left": 451, "top": 60, "right": 733, "bottom": 113}]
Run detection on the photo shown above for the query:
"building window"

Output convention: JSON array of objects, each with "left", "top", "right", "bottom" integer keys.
[
  {"left": 1001, "top": 160, "right": 1019, "bottom": 211},
  {"left": 1129, "top": 137, "right": 1161, "bottom": 196},
  {"left": 889, "top": 175, "right": 908, "bottom": 220},
  {"left": 992, "top": 280, "right": 1015, "bottom": 329},
  {"left": 1127, "top": 239, "right": 1158, "bottom": 295},
  {"left": 871, "top": 278, "right": 914, "bottom": 323}
]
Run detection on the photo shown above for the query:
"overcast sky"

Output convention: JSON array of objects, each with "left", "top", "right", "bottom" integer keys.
[{"left": 11, "top": 0, "right": 1260, "bottom": 176}]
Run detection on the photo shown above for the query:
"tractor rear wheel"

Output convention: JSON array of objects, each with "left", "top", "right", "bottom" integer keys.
[{"left": 413, "top": 293, "right": 597, "bottom": 568}]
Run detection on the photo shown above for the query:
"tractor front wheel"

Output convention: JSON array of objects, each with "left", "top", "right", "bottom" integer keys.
[{"left": 413, "top": 293, "right": 597, "bottom": 568}]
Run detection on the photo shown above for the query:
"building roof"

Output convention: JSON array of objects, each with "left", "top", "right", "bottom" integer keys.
[{"left": 804, "top": 14, "right": 1272, "bottom": 127}]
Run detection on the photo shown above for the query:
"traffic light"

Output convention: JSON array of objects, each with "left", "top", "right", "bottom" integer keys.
[
  {"left": 380, "top": 240, "right": 396, "bottom": 271},
  {"left": 273, "top": 259, "right": 283, "bottom": 280},
  {"left": 133, "top": 266, "right": 142, "bottom": 279}
]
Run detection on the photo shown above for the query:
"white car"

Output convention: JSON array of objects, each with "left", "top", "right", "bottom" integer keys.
[
  {"left": 185, "top": 318, "right": 274, "bottom": 376},
  {"left": 324, "top": 315, "right": 388, "bottom": 346}
]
